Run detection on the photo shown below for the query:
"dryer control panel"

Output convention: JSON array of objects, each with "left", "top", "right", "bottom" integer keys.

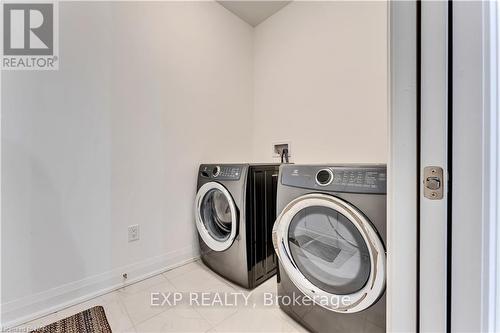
[
  {"left": 281, "top": 165, "right": 386, "bottom": 194},
  {"left": 199, "top": 164, "right": 243, "bottom": 180}
]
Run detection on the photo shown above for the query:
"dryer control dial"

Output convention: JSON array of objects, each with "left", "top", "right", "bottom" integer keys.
[
  {"left": 212, "top": 166, "right": 221, "bottom": 177},
  {"left": 316, "top": 169, "right": 333, "bottom": 186}
]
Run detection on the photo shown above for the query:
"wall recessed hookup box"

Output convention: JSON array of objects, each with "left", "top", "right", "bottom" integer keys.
[{"left": 273, "top": 142, "right": 291, "bottom": 159}]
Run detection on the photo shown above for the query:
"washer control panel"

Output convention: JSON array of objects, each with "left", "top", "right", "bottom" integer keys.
[
  {"left": 200, "top": 165, "right": 243, "bottom": 180},
  {"left": 281, "top": 165, "right": 386, "bottom": 194}
]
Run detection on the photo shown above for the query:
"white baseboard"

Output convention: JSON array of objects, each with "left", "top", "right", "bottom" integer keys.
[{"left": 1, "top": 246, "right": 199, "bottom": 328}]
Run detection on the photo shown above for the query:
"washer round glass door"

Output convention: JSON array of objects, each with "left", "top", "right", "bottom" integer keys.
[
  {"left": 195, "top": 182, "right": 238, "bottom": 252},
  {"left": 272, "top": 193, "right": 386, "bottom": 313}
]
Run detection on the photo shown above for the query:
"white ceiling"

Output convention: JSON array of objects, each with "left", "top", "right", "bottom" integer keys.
[{"left": 217, "top": 1, "right": 291, "bottom": 27}]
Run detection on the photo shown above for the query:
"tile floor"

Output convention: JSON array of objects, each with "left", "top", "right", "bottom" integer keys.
[{"left": 16, "top": 260, "right": 308, "bottom": 333}]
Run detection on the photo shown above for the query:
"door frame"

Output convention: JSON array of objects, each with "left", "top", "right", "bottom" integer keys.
[
  {"left": 451, "top": 1, "right": 497, "bottom": 332},
  {"left": 389, "top": 1, "right": 497, "bottom": 332},
  {"left": 419, "top": 2, "right": 450, "bottom": 332},
  {"left": 388, "top": 1, "right": 418, "bottom": 331}
]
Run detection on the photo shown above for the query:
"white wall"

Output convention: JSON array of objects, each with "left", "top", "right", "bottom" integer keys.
[
  {"left": 252, "top": 1, "right": 388, "bottom": 163},
  {"left": 1, "top": 0, "right": 389, "bottom": 326},
  {"left": 1, "top": 1, "right": 253, "bottom": 325}
]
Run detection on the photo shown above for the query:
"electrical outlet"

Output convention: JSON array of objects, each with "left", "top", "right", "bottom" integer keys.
[{"left": 128, "top": 224, "right": 139, "bottom": 242}]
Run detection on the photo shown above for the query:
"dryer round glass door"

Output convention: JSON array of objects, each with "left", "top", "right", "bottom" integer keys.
[
  {"left": 195, "top": 182, "right": 238, "bottom": 252},
  {"left": 272, "top": 193, "right": 386, "bottom": 313}
]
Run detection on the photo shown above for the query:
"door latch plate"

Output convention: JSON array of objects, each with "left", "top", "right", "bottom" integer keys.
[{"left": 423, "top": 166, "right": 444, "bottom": 200}]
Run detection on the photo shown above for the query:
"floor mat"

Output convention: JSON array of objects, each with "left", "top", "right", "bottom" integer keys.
[{"left": 31, "top": 306, "right": 112, "bottom": 333}]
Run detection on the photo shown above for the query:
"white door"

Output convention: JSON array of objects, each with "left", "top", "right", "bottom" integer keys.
[
  {"left": 389, "top": 1, "right": 451, "bottom": 331},
  {"left": 195, "top": 182, "right": 238, "bottom": 252},
  {"left": 272, "top": 193, "right": 386, "bottom": 313},
  {"left": 390, "top": 1, "right": 494, "bottom": 331}
]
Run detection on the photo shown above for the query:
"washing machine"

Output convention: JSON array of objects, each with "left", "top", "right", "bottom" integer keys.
[
  {"left": 195, "top": 164, "right": 279, "bottom": 289},
  {"left": 272, "top": 164, "right": 386, "bottom": 333}
]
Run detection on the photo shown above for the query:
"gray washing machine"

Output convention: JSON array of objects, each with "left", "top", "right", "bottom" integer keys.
[
  {"left": 195, "top": 164, "right": 279, "bottom": 289},
  {"left": 272, "top": 164, "right": 386, "bottom": 333}
]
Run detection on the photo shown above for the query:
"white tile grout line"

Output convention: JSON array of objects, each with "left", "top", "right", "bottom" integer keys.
[
  {"left": 121, "top": 260, "right": 216, "bottom": 330},
  {"left": 185, "top": 263, "right": 290, "bottom": 332},
  {"left": 148, "top": 260, "right": 242, "bottom": 331},
  {"left": 117, "top": 263, "right": 204, "bottom": 329},
  {"left": 115, "top": 290, "right": 142, "bottom": 332}
]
